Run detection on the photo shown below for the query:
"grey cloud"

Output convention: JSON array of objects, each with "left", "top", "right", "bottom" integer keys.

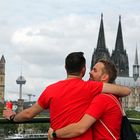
[
  {"left": 1, "top": 0, "right": 140, "bottom": 101},
  {"left": 20, "top": 51, "right": 65, "bottom": 67}
]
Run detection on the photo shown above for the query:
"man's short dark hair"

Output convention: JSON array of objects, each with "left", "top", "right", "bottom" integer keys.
[
  {"left": 98, "top": 59, "right": 117, "bottom": 83},
  {"left": 65, "top": 52, "right": 86, "bottom": 75}
]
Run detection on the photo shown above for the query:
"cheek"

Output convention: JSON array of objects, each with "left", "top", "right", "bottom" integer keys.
[
  {"left": 94, "top": 73, "right": 101, "bottom": 79},
  {"left": 92, "top": 73, "right": 98, "bottom": 79},
  {"left": 91, "top": 72, "right": 96, "bottom": 77},
  {"left": 94, "top": 75, "right": 99, "bottom": 79}
]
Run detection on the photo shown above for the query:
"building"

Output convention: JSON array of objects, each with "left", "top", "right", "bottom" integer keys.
[
  {"left": 0, "top": 55, "right": 5, "bottom": 104},
  {"left": 90, "top": 14, "right": 111, "bottom": 70},
  {"left": 91, "top": 14, "right": 129, "bottom": 76},
  {"left": 116, "top": 47, "right": 140, "bottom": 109},
  {"left": 111, "top": 16, "right": 129, "bottom": 77},
  {"left": 91, "top": 14, "right": 140, "bottom": 109}
]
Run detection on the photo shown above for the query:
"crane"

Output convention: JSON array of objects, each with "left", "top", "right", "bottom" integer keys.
[{"left": 26, "top": 94, "right": 36, "bottom": 102}]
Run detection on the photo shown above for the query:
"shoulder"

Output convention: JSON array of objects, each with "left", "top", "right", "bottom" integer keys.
[
  {"left": 86, "top": 80, "right": 102, "bottom": 84},
  {"left": 86, "top": 80, "right": 103, "bottom": 88},
  {"left": 46, "top": 80, "right": 65, "bottom": 88},
  {"left": 92, "top": 94, "right": 118, "bottom": 103}
]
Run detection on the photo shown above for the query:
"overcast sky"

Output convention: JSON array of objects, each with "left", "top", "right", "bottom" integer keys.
[{"left": 1, "top": 0, "right": 140, "bottom": 101}]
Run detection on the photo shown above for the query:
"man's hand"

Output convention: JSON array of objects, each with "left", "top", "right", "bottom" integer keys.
[
  {"left": 48, "top": 127, "right": 54, "bottom": 140},
  {"left": 3, "top": 108, "right": 16, "bottom": 120}
]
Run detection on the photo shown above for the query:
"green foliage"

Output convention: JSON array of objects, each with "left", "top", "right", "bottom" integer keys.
[
  {"left": 126, "top": 110, "right": 140, "bottom": 118},
  {"left": 24, "top": 123, "right": 50, "bottom": 133},
  {"left": 0, "top": 103, "right": 4, "bottom": 117},
  {"left": 1, "top": 124, "right": 18, "bottom": 136},
  {"left": 126, "top": 109, "right": 140, "bottom": 134}
]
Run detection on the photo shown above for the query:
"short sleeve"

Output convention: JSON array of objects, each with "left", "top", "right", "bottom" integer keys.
[
  {"left": 88, "top": 81, "right": 103, "bottom": 97},
  {"left": 85, "top": 94, "right": 107, "bottom": 119},
  {"left": 38, "top": 87, "right": 51, "bottom": 109}
]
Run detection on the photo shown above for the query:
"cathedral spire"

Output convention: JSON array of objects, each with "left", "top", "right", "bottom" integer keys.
[
  {"left": 133, "top": 46, "right": 139, "bottom": 81},
  {"left": 97, "top": 13, "right": 106, "bottom": 50},
  {"left": 111, "top": 15, "right": 129, "bottom": 77},
  {"left": 134, "top": 46, "right": 138, "bottom": 65},
  {"left": 115, "top": 15, "right": 124, "bottom": 52},
  {"left": 90, "top": 14, "right": 110, "bottom": 70}
]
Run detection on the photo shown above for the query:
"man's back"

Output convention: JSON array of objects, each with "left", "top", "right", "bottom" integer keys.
[{"left": 38, "top": 78, "right": 103, "bottom": 140}]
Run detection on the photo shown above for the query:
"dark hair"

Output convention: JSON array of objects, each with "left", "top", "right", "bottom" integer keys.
[
  {"left": 65, "top": 52, "right": 86, "bottom": 75},
  {"left": 98, "top": 59, "right": 117, "bottom": 83}
]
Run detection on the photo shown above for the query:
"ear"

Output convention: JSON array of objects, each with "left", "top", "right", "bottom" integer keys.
[
  {"left": 81, "top": 67, "right": 86, "bottom": 77},
  {"left": 101, "top": 74, "right": 109, "bottom": 82}
]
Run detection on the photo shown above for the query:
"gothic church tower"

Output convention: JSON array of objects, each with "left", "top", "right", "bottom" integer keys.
[
  {"left": 90, "top": 15, "right": 129, "bottom": 77},
  {"left": 0, "top": 55, "right": 5, "bottom": 103},
  {"left": 133, "top": 47, "right": 139, "bottom": 81},
  {"left": 111, "top": 16, "right": 129, "bottom": 77},
  {"left": 90, "top": 14, "right": 110, "bottom": 70}
]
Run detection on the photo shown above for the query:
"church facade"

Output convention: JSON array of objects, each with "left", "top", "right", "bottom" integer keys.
[{"left": 91, "top": 14, "right": 140, "bottom": 109}]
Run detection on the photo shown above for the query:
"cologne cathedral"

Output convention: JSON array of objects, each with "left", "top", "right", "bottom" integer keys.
[
  {"left": 91, "top": 14, "right": 140, "bottom": 109},
  {"left": 91, "top": 14, "right": 129, "bottom": 77}
]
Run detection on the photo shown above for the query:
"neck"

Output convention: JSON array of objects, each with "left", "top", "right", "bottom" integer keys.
[
  {"left": 67, "top": 75, "right": 81, "bottom": 79},
  {"left": 101, "top": 80, "right": 108, "bottom": 83}
]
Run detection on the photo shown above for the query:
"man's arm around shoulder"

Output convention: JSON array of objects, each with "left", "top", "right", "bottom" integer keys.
[{"left": 102, "top": 83, "right": 131, "bottom": 97}]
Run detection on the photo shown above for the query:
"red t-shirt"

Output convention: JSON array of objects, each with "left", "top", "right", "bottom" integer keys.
[
  {"left": 86, "top": 94, "right": 122, "bottom": 140},
  {"left": 38, "top": 78, "right": 103, "bottom": 140}
]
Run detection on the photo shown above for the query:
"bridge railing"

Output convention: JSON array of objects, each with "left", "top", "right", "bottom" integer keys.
[
  {"left": 1, "top": 117, "right": 140, "bottom": 124},
  {"left": 0, "top": 117, "right": 140, "bottom": 140},
  {"left": 0, "top": 117, "right": 50, "bottom": 124}
]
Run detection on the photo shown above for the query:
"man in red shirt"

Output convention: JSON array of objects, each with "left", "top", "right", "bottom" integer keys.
[
  {"left": 3, "top": 53, "right": 130, "bottom": 140},
  {"left": 48, "top": 59, "right": 123, "bottom": 140}
]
